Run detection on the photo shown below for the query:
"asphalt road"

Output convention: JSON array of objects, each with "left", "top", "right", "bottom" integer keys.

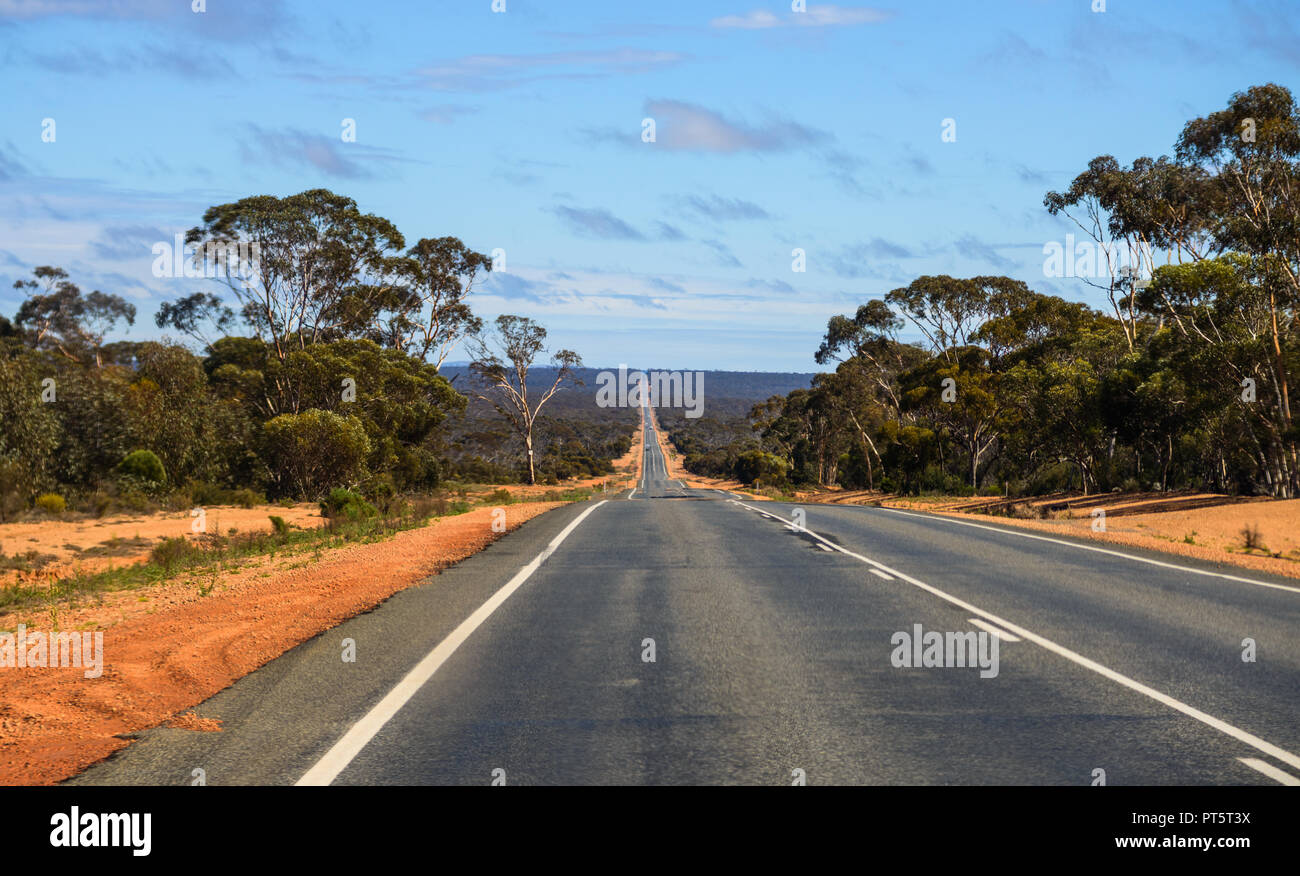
[{"left": 72, "top": 404, "right": 1300, "bottom": 786}]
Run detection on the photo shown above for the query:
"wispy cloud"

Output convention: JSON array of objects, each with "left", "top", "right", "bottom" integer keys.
[
  {"left": 678, "top": 194, "right": 770, "bottom": 221},
  {"left": 0, "top": 142, "right": 27, "bottom": 181},
  {"left": 550, "top": 205, "right": 647, "bottom": 240},
  {"left": 828, "top": 238, "right": 919, "bottom": 278},
  {"left": 0, "top": 0, "right": 293, "bottom": 42},
  {"left": 648, "top": 277, "right": 686, "bottom": 293},
  {"left": 745, "top": 277, "right": 796, "bottom": 295},
  {"left": 701, "top": 238, "right": 742, "bottom": 268},
  {"left": 711, "top": 5, "right": 895, "bottom": 29},
  {"left": 415, "top": 49, "right": 687, "bottom": 93},
  {"left": 654, "top": 221, "right": 688, "bottom": 241},
  {"left": 419, "top": 104, "right": 480, "bottom": 124},
  {"left": 89, "top": 224, "right": 169, "bottom": 261},
  {"left": 638, "top": 99, "right": 829, "bottom": 153},
  {"left": 238, "top": 125, "right": 411, "bottom": 179},
  {"left": 21, "top": 43, "right": 236, "bottom": 78},
  {"left": 954, "top": 234, "right": 1016, "bottom": 271}
]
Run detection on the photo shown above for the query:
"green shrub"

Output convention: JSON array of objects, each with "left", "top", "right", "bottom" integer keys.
[
  {"left": 733, "top": 450, "right": 791, "bottom": 487},
  {"left": 119, "top": 449, "right": 167, "bottom": 486},
  {"left": 320, "top": 488, "right": 377, "bottom": 520},
  {"left": 486, "top": 488, "right": 515, "bottom": 505},
  {"left": 150, "top": 536, "right": 204, "bottom": 572},
  {"left": 34, "top": 493, "right": 66, "bottom": 515},
  {"left": 268, "top": 515, "right": 291, "bottom": 536},
  {"left": 227, "top": 488, "right": 264, "bottom": 508},
  {"left": 263, "top": 410, "right": 370, "bottom": 499},
  {"left": 184, "top": 481, "right": 264, "bottom": 508},
  {"left": 185, "top": 480, "right": 224, "bottom": 506}
]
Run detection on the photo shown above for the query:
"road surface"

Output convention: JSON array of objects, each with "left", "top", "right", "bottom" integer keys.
[{"left": 72, "top": 404, "right": 1300, "bottom": 785}]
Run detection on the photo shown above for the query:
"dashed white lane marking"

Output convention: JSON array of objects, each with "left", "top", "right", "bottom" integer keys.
[
  {"left": 726, "top": 498, "right": 1300, "bottom": 776},
  {"left": 876, "top": 506, "right": 1300, "bottom": 596},
  {"left": 868, "top": 568, "right": 893, "bottom": 580},
  {"left": 1238, "top": 758, "right": 1300, "bottom": 786},
  {"left": 969, "top": 617, "right": 1022, "bottom": 642},
  {"left": 297, "top": 500, "right": 609, "bottom": 786}
]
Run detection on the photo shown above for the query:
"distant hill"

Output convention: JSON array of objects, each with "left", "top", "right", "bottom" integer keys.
[{"left": 439, "top": 365, "right": 815, "bottom": 416}]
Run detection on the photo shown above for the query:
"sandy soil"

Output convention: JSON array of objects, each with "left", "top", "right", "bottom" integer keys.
[
  {"left": 0, "top": 503, "right": 326, "bottom": 588},
  {"left": 0, "top": 440, "right": 641, "bottom": 592},
  {"left": 0, "top": 501, "right": 564, "bottom": 785},
  {"left": 887, "top": 497, "right": 1300, "bottom": 579},
  {"left": 790, "top": 488, "right": 1300, "bottom": 580}
]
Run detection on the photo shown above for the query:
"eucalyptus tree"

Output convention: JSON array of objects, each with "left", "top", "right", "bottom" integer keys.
[{"left": 468, "top": 315, "right": 582, "bottom": 485}]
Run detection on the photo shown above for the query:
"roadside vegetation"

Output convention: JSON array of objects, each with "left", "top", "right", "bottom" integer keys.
[
  {"left": 0, "top": 477, "right": 609, "bottom": 614},
  {"left": 663, "top": 85, "right": 1300, "bottom": 500},
  {"left": 0, "top": 191, "right": 632, "bottom": 530}
]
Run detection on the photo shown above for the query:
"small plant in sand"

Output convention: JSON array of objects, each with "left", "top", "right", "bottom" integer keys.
[{"left": 1240, "top": 524, "right": 1267, "bottom": 554}]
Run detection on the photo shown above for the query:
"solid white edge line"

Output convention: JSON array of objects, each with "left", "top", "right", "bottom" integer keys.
[
  {"left": 296, "top": 499, "right": 609, "bottom": 786},
  {"left": 1238, "top": 757, "right": 1300, "bottom": 786},
  {"left": 727, "top": 498, "right": 1300, "bottom": 775},
  {"left": 869, "top": 568, "right": 893, "bottom": 580},
  {"left": 969, "top": 617, "right": 1022, "bottom": 642},
  {"left": 875, "top": 506, "right": 1300, "bottom": 596}
]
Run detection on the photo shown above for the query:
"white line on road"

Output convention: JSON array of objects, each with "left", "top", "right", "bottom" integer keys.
[
  {"left": 969, "top": 617, "right": 1022, "bottom": 642},
  {"left": 726, "top": 498, "right": 1300, "bottom": 776},
  {"left": 868, "top": 568, "right": 893, "bottom": 579},
  {"left": 875, "top": 506, "right": 1300, "bottom": 596},
  {"left": 1238, "top": 757, "right": 1300, "bottom": 785},
  {"left": 296, "top": 500, "right": 609, "bottom": 786}
]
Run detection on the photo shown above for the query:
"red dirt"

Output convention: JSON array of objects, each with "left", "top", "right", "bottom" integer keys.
[
  {"left": 0, "top": 502, "right": 564, "bottom": 786},
  {"left": 165, "top": 711, "right": 222, "bottom": 732},
  {"left": 0, "top": 503, "right": 326, "bottom": 589},
  {"left": 792, "top": 489, "right": 1300, "bottom": 580}
]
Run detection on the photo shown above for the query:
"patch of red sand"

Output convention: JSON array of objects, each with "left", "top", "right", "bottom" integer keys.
[{"left": 0, "top": 502, "right": 564, "bottom": 786}]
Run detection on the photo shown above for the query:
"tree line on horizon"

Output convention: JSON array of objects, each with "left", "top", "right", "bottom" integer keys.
[{"left": 666, "top": 85, "right": 1300, "bottom": 500}]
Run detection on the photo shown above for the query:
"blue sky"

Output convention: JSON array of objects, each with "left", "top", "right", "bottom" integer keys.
[{"left": 1, "top": 0, "right": 1297, "bottom": 370}]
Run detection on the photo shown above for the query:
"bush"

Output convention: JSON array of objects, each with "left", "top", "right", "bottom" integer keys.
[
  {"left": 262, "top": 410, "right": 370, "bottom": 498},
  {"left": 733, "top": 450, "right": 791, "bottom": 487},
  {"left": 119, "top": 449, "right": 167, "bottom": 486},
  {"left": 320, "top": 488, "right": 377, "bottom": 520},
  {"left": 227, "top": 488, "right": 264, "bottom": 508},
  {"left": 486, "top": 488, "right": 515, "bottom": 505},
  {"left": 150, "top": 536, "right": 204, "bottom": 572},
  {"left": 268, "top": 515, "right": 291, "bottom": 536},
  {"left": 34, "top": 493, "right": 66, "bottom": 515},
  {"left": 184, "top": 480, "right": 265, "bottom": 508}
]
